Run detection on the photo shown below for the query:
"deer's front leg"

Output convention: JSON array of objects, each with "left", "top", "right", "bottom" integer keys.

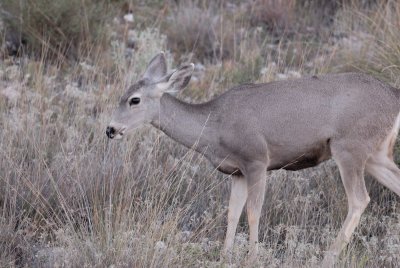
[
  {"left": 223, "top": 175, "right": 248, "bottom": 260},
  {"left": 245, "top": 162, "right": 267, "bottom": 260}
]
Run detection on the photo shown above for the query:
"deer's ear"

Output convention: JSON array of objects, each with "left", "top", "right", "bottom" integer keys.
[
  {"left": 143, "top": 52, "right": 167, "bottom": 81},
  {"left": 167, "top": 64, "right": 194, "bottom": 92},
  {"left": 152, "top": 63, "right": 194, "bottom": 97}
]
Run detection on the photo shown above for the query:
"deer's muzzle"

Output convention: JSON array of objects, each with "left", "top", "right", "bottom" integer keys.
[{"left": 106, "top": 126, "right": 116, "bottom": 139}]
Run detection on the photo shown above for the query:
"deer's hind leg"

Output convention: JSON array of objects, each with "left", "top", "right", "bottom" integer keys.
[
  {"left": 366, "top": 132, "right": 400, "bottom": 197},
  {"left": 245, "top": 162, "right": 267, "bottom": 259},
  {"left": 322, "top": 143, "right": 370, "bottom": 267}
]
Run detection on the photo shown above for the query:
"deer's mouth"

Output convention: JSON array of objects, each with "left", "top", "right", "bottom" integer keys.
[
  {"left": 106, "top": 126, "right": 126, "bottom": 140},
  {"left": 113, "top": 131, "right": 125, "bottom": 140}
]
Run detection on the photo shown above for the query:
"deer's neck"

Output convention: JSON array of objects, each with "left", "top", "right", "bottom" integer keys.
[{"left": 152, "top": 94, "right": 214, "bottom": 153}]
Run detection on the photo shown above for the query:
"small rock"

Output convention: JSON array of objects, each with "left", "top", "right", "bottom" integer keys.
[
  {"left": 34, "top": 246, "right": 66, "bottom": 267},
  {"left": 260, "top": 67, "right": 268, "bottom": 75},
  {"left": 1, "top": 85, "right": 20, "bottom": 103},
  {"left": 177, "top": 231, "right": 192, "bottom": 243},
  {"left": 288, "top": 70, "right": 301, "bottom": 78},
  {"left": 65, "top": 84, "right": 87, "bottom": 99},
  {"left": 191, "top": 76, "right": 200, "bottom": 83},
  {"left": 260, "top": 62, "right": 277, "bottom": 76},
  {"left": 123, "top": 13, "right": 134, "bottom": 23},
  {"left": 154, "top": 241, "right": 167, "bottom": 253},
  {"left": 79, "top": 61, "right": 94, "bottom": 72},
  {"left": 276, "top": 73, "right": 288, "bottom": 80},
  {"left": 5, "top": 65, "right": 20, "bottom": 80},
  {"left": 113, "top": 17, "right": 121, "bottom": 25},
  {"left": 191, "top": 63, "right": 206, "bottom": 83},
  {"left": 194, "top": 63, "right": 205, "bottom": 72}
]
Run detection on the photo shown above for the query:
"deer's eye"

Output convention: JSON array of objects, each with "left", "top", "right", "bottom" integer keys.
[{"left": 129, "top": 97, "right": 141, "bottom": 106}]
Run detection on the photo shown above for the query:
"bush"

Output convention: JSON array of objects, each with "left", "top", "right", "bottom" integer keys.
[
  {"left": 165, "top": 1, "right": 237, "bottom": 62},
  {"left": 332, "top": 0, "right": 400, "bottom": 86},
  {"left": 1, "top": 0, "right": 114, "bottom": 60},
  {"left": 249, "top": 0, "right": 296, "bottom": 34}
]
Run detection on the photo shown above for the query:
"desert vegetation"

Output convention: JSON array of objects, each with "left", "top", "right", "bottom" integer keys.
[{"left": 1, "top": 0, "right": 400, "bottom": 267}]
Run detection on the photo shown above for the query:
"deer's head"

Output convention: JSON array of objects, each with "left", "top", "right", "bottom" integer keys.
[{"left": 106, "top": 52, "right": 194, "bottom": 139}]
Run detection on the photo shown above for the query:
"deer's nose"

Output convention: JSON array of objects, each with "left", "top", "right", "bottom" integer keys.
[{"left": 106, "top": 126, "right": 115, "bottom": 139}]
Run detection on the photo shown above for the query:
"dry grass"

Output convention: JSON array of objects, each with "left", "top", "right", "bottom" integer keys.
[
  {"left": 1, "top": 0, "right": 400, "bottom": 267},
  {"left": 249, "top": 0, "right": 296, "bottom": 34},
  {"left": 330, "top": 0, "right": 400, "bottom": 87},
  {"left": 1, "top": 0, "right": 115, "bottom": 59},
  {"left": 165, "top": 1, "right": 240, "bottom": 62}
]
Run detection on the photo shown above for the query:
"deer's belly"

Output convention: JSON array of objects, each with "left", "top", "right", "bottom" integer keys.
[
  {"left": 216, "top": 164, "right": 243, "bottom": 176},
  {"left": 210, "top": 156, "right": 243, "bottom": 176},
  {"left": 267, "top": 140, "right": 332, "bottom": 171}
]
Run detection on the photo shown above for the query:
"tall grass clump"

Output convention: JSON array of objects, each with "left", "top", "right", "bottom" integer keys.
[
  {"left": 1, "top": 0, "right": 115, "bottom": 60},
  {"left": 249, "top": 0, "right": 296, "bottom": 34},
  {"left": 165, "top": 1, "right": 248, "bottom": 62},
  {"left": 0, "top": 28, "right": 229, "bottom": 267},
  {"left": 333, "top": 0, "right": 400, "bottom": 86}
]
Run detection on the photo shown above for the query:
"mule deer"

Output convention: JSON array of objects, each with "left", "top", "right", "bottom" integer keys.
[{"left": 106, "top": 52, "right": 400, "bottom": 266}]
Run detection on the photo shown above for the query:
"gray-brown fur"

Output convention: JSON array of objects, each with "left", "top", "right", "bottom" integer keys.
[
  {"left": 153, "top": 73, "right": 398, "bottom": 174},
  {"left": 107, "top": 52, "right": 400, "bottom": 267}
]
